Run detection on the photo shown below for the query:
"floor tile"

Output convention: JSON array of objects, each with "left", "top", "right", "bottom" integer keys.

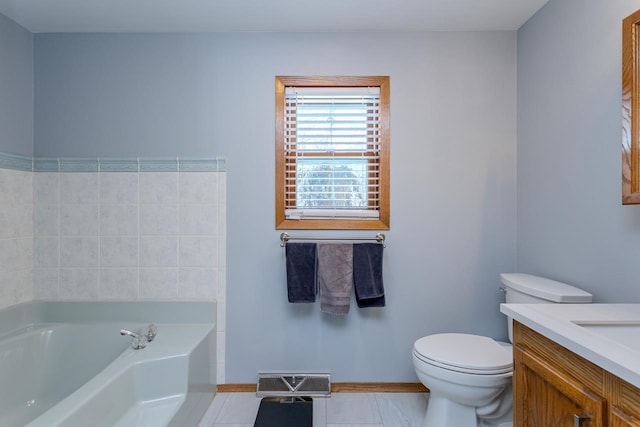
[
  {"left": 313, "top": 396, "right": 327, "bottom": 426},
  {"left": 375, "top": 393, "right": 427, "bottom": 427},
  {"left": 211, "top": 393, "right": 261, "bottom": 424},
  {"left": 198, "top": 393, "right": 228, "bottom": 426},
  {"left": 327, "top": 424, "right": 383, "bottom": 427},
  {"left": 199, "top": 391, "right": 428, "bottom": 427},
  {"left": 326, "top": 393, "right": 382, "bottom": 424}
]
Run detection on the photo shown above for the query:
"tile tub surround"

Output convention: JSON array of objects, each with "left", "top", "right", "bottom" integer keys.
[
  {"left": 0, "top": 152, "right": 227, "bottom": 383},
  {"left": 0, "top": 166, "right": 34, "bottom": 309}
]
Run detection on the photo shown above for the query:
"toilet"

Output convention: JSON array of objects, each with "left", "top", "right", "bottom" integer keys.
[{"left": 412, "top": 273, "right": 593, "bottom": 427}]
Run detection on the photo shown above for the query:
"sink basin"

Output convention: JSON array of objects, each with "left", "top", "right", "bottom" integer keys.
[{"left": 573, "top": 321, "right": 640, "bottom": 353}]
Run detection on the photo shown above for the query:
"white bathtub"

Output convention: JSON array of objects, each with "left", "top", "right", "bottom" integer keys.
[{"left": 0, "top": 301, "right": 216, "bottom": 427}]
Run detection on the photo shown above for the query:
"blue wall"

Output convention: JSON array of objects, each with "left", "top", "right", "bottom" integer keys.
[
  {"left": 517, "top": 0, "right": 640, "bottom": 301},
  {"left": 0, "top": 13, "right": 32, "bottom": 156},
  {"left": 7, "top": 0, "right": 640, "bottom": 385},
  {"left": 32, "top": 31, "right": 517, "bottom": 382}
]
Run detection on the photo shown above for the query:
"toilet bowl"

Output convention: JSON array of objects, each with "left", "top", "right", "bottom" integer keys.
[
  {"left": 412, "top": 273, "right": 593, "bottom": 427},
  {"left": 413, "top": 334, "right": 513, "bottom": 427}
]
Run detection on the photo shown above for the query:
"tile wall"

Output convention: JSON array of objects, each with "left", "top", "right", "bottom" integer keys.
[
  {"left": 0, "top": 154, "right": 227, "bottom": 383},
  {"left": 0, "top": 155, "right": 34, "bottom": 308}
]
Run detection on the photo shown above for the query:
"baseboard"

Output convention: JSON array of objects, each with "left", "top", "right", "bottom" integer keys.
[
  {"left": 332, "top": 382, "right": 428, "bottom": 393},
  {"left": 217, "top": 383, "right": 256, "bottom": 392},
  {"left": 217, "top": 382, "right": 428, "bottom": 393}
]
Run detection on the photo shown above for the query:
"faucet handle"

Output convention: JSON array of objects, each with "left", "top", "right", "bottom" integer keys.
[
  {"left": 132, "top": 335, "right": 148, "bottom": 350},
  {"left": 121, "top": 329, "right": 148, "bottom": 349},
  {"left": 144, "top": 324, "right": 157, "bottom": 342}
]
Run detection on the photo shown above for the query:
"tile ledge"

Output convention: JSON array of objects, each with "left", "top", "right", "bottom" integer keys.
[{"left": 0, "top": 152, "right": 226, "bottom": 173}]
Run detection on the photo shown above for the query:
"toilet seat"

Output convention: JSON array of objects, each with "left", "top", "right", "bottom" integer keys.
[{"left": 413, "top": 333, "right": 512, "bottom": 375}]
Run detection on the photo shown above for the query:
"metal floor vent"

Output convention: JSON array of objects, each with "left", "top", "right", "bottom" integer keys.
[{"left": 256, "top": 373, "right": 331, "bottom": 397}]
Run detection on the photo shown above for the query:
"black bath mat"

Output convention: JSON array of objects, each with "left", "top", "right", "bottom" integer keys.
[{"left": 254, "top": 397, "right": 312, "bottom": 427}]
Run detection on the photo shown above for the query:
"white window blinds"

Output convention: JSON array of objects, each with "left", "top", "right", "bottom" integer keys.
[{"left": 283, "top": 86, "right": 381, "bottom": 220}]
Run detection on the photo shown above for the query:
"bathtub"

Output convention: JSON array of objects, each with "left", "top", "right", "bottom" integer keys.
[{"left": 0, "top": 301, "right": 216, "bottom": 427}]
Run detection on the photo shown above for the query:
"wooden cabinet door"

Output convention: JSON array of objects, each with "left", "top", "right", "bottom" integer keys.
[
  {"left": 514, "top": 345, "right": 606, "bottom": 427},
  {"left": 611, "top": 406, "right": 640, "bottom": 426}
]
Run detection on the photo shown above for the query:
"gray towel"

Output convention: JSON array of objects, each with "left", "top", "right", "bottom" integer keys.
[
  {"left": 317, "top": 243, "right": 353, "bottom": 315},
  {"left": 353, "top": 243, "right": 385, "bottom": 308},
  {"left": 285, "top": 243, "right": 317, "bottom": 303}
]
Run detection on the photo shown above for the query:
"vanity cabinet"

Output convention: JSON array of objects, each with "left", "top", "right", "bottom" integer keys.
[{"left": 513, "top": 321, "right": 640, "bottom": 426}]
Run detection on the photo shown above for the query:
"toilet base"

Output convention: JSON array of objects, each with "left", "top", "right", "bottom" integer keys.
[
  {"left": 422, "top": 395, "right": 477, "bottom": 427},
  {"left": 422, "top": 394, "right": 512, "bottom": 427}
]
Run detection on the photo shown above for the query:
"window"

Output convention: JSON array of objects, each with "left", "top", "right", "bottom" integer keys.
[{"left": 275, "top": 76, "right": 390, "bottom": 230}]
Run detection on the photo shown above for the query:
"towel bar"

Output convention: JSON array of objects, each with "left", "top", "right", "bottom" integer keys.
[{"left": 279, "top": 232, "right": 385, "bottom": 248}]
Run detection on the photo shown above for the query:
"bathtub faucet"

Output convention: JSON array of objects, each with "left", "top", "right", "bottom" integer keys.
[
  {"left": 143, "top": 324, "right": 157, "bottom": 342},
  {"left": 120, "top": 329, "right": 147, "bottom": 350}
]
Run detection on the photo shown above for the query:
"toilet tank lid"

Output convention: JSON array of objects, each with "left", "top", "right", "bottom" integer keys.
[{"left": 500, "top": 273, "right": 592, "bottom": 303}]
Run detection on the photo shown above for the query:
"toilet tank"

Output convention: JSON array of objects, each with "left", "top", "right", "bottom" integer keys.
[{"left": 500, "top": 273, "right": 592, "bottom": 342}]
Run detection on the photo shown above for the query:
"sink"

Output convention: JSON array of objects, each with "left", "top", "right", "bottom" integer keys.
[
  {"left": 501, "top": 303, "right": 640, "bottom": 389},
  {"left": 573, "top": 321, "right": 640, "bottom": 353}
]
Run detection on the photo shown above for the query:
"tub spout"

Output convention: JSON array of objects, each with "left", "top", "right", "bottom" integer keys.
[
  {"left": 120, "top": 329, "right": 137, "bottom": 338},
  {"left": 120, "top": 329, "right": 147, "bottom": 349}
]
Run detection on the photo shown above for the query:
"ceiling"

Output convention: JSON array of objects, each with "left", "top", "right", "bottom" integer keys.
[{"left": 0, "top": 0, "right": 549, "bottom": 33}]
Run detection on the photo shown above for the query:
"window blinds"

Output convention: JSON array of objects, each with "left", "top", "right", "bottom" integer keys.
[{"left": 284, "top": 86, "right": 381, "bottom": 220}]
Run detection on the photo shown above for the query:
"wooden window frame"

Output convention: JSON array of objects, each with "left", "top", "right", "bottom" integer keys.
[{"left": 275, "top": 76, "right": 390, "bottom": 230}]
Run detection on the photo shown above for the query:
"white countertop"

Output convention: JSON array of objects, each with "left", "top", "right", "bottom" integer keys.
[{"left": 501, "top": 303, "right": 640, "bottom": 388}]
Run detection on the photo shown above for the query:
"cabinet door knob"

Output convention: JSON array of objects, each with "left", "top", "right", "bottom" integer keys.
[{"left": 574, "top": 414, "right": 590, "bottom": 427}]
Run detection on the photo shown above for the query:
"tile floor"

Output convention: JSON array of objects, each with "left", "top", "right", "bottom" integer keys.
[{"left": 198, "top": 392, "right": 428, "bottom": 427}]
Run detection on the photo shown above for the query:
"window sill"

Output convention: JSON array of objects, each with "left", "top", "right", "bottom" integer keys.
[{"left": 276, "top": 218, "right": 389, "bottom": 230}]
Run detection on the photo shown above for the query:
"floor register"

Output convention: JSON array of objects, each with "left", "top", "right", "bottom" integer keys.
[{"left": 254, "top": 373, "right": 331, "bottom": 427}]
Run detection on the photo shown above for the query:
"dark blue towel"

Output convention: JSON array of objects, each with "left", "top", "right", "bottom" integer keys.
[
  {"left": 286, "top": 243, "right": 317, "bottom": 303},
  {"left": 353, "top": 243, "right": 385, "bottom": 308}
]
